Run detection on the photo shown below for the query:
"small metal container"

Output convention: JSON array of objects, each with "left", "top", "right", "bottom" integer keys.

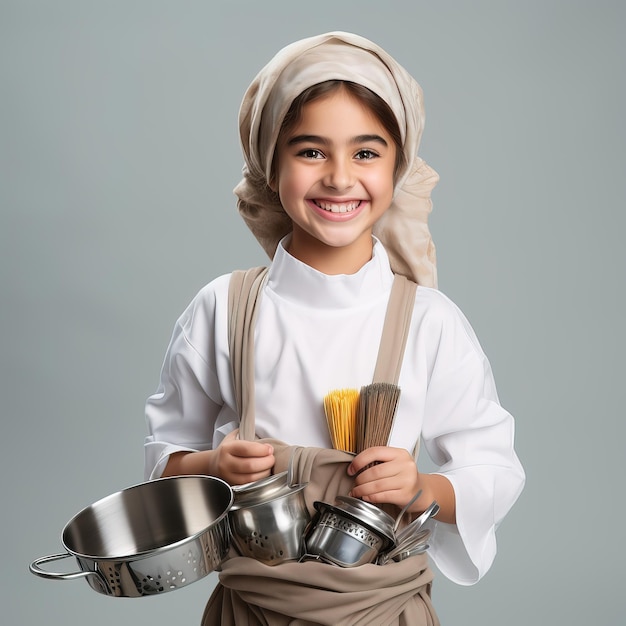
[
  {"left": 229, "top": 471, "right": 310, "bottom": 565},
  {"left": 304, "top": 496, "right": 395, "bottom": 567}
]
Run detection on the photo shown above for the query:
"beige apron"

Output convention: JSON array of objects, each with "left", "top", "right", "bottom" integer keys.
[{"left": 202, "top": 268, "right": 439, "bottom": 626}]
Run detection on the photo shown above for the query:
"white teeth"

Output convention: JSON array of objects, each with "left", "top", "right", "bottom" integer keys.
[{"left": 315, "top": 200, "right": 360, "bottom": 213}]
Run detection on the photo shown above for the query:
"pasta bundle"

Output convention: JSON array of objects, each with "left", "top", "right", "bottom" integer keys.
[
  {"left": 323, "top": 388, "right": 360, "bottom": 453},
  {"left": 324, "top": 383, "right": 401, "bottom": 454}
]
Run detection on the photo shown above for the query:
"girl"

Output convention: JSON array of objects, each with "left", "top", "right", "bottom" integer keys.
[{"left": 144, "top": 32, "right": 525, "bottom": 625}]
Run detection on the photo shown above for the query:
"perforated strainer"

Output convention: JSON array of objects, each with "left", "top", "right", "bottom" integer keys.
[
  {"left": 29, "top": 475, "right": 233, "bottom": 597},
  {"left": 229, "top": 470, "right": 310, "bottom": 564}
]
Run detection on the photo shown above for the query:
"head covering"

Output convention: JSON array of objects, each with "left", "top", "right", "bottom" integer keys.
[{"left": 234, "top": 31, "right": 439, "bottom": 287}]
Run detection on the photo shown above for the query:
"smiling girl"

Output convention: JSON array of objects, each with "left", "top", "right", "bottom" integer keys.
[
  {"left": 272, "top": 83, "right": 397, "bottom": 274},
  {"left": 144, "top": 32, "right": 524, "bottom": 624}
]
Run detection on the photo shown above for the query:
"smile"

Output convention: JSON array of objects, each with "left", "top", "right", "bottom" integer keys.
[{"left": 313, "top": 200, "right": 362, "bottom": 214}]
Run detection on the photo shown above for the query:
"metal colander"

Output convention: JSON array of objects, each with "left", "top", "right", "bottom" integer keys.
[{"left": 30, "top": 475, "right": 233, "bottom": 597}]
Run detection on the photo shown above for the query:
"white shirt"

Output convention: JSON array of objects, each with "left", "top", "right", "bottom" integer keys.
[{"left": 145, "top": 238, "right": 525, "bottom": 585}]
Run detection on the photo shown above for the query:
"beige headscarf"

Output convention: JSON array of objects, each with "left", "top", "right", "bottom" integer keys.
[{"left": 234, "top": 31, "right": 439, "bottom": 287}]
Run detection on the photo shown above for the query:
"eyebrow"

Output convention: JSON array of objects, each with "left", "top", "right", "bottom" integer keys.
[{"left": 287, "top": 134, "right": 389, "bottom": 147}]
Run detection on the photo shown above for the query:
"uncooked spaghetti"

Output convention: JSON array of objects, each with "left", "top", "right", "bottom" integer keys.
[
  {"left": 323, "top": 388, "right": 360, "bottom": 453},
  {"left": 356, "top": 382, "right": 401, "bottom": 452},
  {"left": 324, "top": 383, "right": 401, "bottom": 454}
]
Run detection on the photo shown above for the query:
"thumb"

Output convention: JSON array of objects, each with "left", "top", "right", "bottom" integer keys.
[{"left": 222, "top": 429, "right": 240, "bottom": 443}]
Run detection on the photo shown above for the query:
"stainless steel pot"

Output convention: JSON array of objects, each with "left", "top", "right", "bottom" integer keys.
[
  {"left": 29, "top": 475, "right": 233, "bottom": 597},
  {"left": 229, "top": 471, "right": 310, "bottom": 565},
  {"left": 303, "top": 496, "right": 395, "bottom": 567}
]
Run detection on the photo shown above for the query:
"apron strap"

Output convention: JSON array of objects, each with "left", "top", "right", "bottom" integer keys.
[
  {"left": 228, "top": 268, "right": 417, "bottom": 443},
  {"left": 373, "top": 275, "right": 417, "bottom": 386},
  {"left": 227, "top": 266, "right": 268, "bottom": 442},
  {"left": 373, "top": 275, "right": 420, "bottom": 460}
]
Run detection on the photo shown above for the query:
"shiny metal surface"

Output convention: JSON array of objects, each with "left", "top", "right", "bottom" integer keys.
[
  {"left": 393, "top": 489, "right": 423, "bottom": 534},
  {"left": 334, "top": 496, "right": 396, "bottom": 543},
  {"left": 376, "top": 499, "right": 438, "bottom": 564},
  {"left": 394, "top": 500, "right": 439, "bottom": 545},
  {"left": 30, "top": 475, "right": 233, "bottom": 597},
  {"left": 231, "top": 471, "right": 293, "bottom": 508},
  {"left": 304, "top": 499, "right": 395, "bottom": 567},
  {"left": 377, "top": 528, "right": 431, "bottom": 565},
  {"left": 229, "top": 476, "right": 310, "bottom": 565}
]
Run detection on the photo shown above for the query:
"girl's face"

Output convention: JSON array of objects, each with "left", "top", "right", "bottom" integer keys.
[{"left": 273, "top": 88, "right": 396, "bottom": 274}]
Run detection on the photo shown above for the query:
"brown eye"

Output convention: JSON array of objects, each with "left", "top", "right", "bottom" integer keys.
[
  {"left": 355, "top": 149, "right": 378, "bottom": 160},
  {"left": 298, "top": 148, "right": 324, "bottom": 159}
]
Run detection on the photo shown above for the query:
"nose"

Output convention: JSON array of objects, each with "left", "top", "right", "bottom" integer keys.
[{"left": 322, "top": 157, "right": 355, "bottom": 192}]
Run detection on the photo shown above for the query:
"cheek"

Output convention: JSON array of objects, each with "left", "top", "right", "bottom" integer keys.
[
  {"left": 277, "top": 163, "right": 307, "bottom": 199},
  {"left": 370, "top": 169, "right": 395, "bottom": 198}
]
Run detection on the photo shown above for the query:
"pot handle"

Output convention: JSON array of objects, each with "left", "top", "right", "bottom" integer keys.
[{"left": 29, "top": 552, "right": 100, "bottom": 582}]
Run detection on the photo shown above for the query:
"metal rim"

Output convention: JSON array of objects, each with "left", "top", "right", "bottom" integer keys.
[
  {"left": 313, "top": 500, "right": 395, "bottom": 544},
  {"left": 230, "top": 481, "right": 307, "bottom": 511},
  {"left": 60, "top": 475, "right": 234, "bottom": 561},
  {"left": 334, "top": 496, "right": 396, "bottom": 540},
  {"left": 231, "top": 471, "right": 288, "bottom": 504}
]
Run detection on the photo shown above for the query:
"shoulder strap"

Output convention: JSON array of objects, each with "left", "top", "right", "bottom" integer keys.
[
  {"left": 227, "top": 266, "right": 268, "bottom": 441},
  {"left": 373, "top": 275, "right": 420, "bottom": 460},
  {"left": 372, "top": 275, "right": 417, "bottom": 386}
]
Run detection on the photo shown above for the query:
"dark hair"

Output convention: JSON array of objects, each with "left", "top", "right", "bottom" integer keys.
[{"left": 273, "top": 80, "right": 406, "bottom": 181}]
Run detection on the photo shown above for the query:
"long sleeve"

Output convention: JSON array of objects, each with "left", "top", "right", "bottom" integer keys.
[
  {"left": 144, "top": 274, "right": 238, "bottom": 480},
  {"left": 416, "top": 290, "right": 525, "bottom": 585}
]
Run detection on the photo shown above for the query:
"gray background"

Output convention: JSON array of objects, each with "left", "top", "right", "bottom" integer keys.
[{"left": 2, "top": 0, "right": 624, "bottom": 624}]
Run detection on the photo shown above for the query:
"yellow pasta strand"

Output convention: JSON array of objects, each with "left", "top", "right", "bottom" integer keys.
[{"left": 323, "top": 388, "right": 360, "bottom": 453}]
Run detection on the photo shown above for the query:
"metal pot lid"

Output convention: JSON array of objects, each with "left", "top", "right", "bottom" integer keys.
[
  {"left": 231, "top": 471, "right": 306, "bottom": 509},
  {"left": 335, "top": 496, "right": 396, "bottom": 536},
  {"left": 232, "top": 471, "right": 287, "bottom": 500},
  {"left": 313, "top": 497, "right": 396, "bottom": 544}
]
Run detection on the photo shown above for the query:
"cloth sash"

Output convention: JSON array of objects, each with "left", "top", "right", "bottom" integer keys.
[
  {"left": 202, "top": 268, "right": 439, "bottom": 625},
  {"left": 204, "top": 556, "right": 436, "bottom": 626}
]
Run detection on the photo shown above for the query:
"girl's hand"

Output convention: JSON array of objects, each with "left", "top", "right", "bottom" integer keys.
[
  {"left": 162, "top": 430, "right": 275, "bottom": 486},
  {"left": 347, "top": 446, "right": 420, "bottom": 509},
  {"left": 347, "top": 446, "right": 457, "bottom": 523},
  {"left": 212, "top": 430, "right": 275, "bottom": 485}
]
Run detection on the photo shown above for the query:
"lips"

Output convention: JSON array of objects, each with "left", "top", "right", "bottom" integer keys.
[{"left": 313, "top": 200, "right": 362, "bottom": 214}]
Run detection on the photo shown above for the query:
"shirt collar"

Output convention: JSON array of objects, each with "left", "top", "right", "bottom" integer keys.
[{"left": 266, "top": 236, "right": 394, "bottom": 309}]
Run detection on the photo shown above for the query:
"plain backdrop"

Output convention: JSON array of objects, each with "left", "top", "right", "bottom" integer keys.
[{"left": 2, "top": 1, "right": 624, "bottom": 624}]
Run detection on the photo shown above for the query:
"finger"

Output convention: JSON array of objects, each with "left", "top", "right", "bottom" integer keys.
[
  {"left": 222, "top": 429, "right": 273, "bottom": 453},
  {"left": 350, "top": 473, "right": 418, "bottom": 503},
  {"left": 230, "top": 467, "right": 273, "bottom": 486},
  {"left": 229, "top": 439, "right": 275, "bottom": 459},
  {"left": 352, "top": 471, "right": 399, "bottom": 495},
  {"left": 226, "top": 450, "right": 275, "bottom": 486},
  {"left": 223, "top": 429, "right": 240, "bottom": 442},
  {"left": 349, "top": 478, "right": 407, "bottom": 504},
  {"left": 224, "top": 450, "right": 275, "bottom": 474},
  {"left": 347, "top": 446, "right": 400, "bottom": 476}
]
